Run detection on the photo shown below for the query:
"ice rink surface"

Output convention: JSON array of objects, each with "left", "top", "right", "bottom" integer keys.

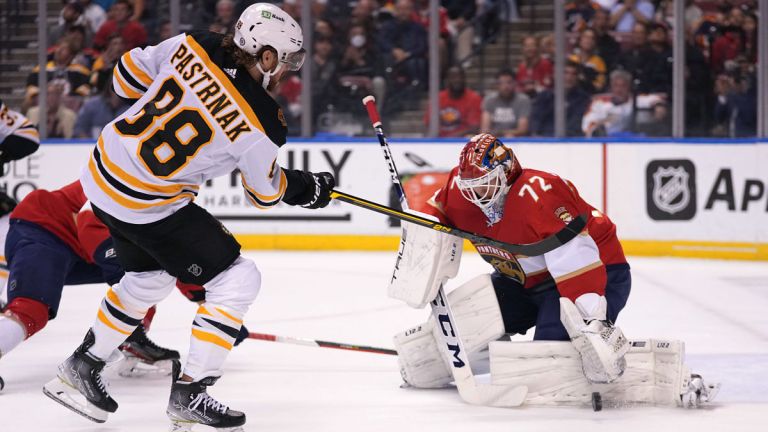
[{"left": 0, "top": 251, "right": 766, "bottom": 432}]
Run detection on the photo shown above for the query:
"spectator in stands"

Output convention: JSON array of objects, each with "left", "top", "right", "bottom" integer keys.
[
  {"left": 742, "top": 13, "right": 757, "bottom": 63},
  {"left": 635, "top": 100, "right": 671, "bottom": 136},
  {"left": 93, "top": 0, "right": 147, "bottom": 50},
  {"left": 685, "top": 26, "right": 713, "bottom": 137},
  {"left": 565, "top": 0, "right": 600, "bottom": 32},
  {"left": 582, "top": 69, "right": 664, "bottom": 137},
  {"left": 377, "top": 0, "right": 427, "bottom": 93},
  {"left": 27, "top": 80, "right": 78, "bottom": 139},
  {"left": 515, "top": 36, "right": 553, "bottom": 97},
  {"left": 208, "top": 0, "right": 237, "bottom": 34},
  {"left": 530, "top": 61, "right": 591, "bottom": 136},
  {"left": 50, "top": 1, "right": 91, "bottom": 47},
  {"left": 481, "top": 68, "right": 530, "bottom": 137},
  {"left": 713, "top": 71, "right": 757, "bottom": 138},
  {"left": 89, "top": 35, "right": 127, "bottom": 93},
  {"left": 568, "top": 28, "right": 607, "bottom": 93},
  {"left": 539, "top": 33, "right": 555, "bottom": 60},
  {"left": 414, "top": 0, "right": 450, "bottom": 71},
  {"left": 312, "top": 36, "right": 340, "bottom": 127},
  {"left": 350, "top": 0, "right": 378, "bottom": 28},
  {"left": 591, "top": 8, "right": 620, "bottom": 71},
  {"left": 156, "top": 19, "right": 172, "bottom": 43},
  {"left": 616, "top": 22, "right": 649, "bottom": 89},
  {"left": 710, "top": 24, "right": 743, "bottom": 75},
  {"left": 442, "top": 0, "right": 476, "bottom": 65},
  {"left": 24, "top": 39, "right": 91, "bottom": 112},
  {"left": 610, "top": 0, "right": 653, "bottom": 32},
  {"left": 337, "top": 24, "right": 386, "bottom": 111},
  {"left": 73, "top": 80, "right": 130, "bottom": 138},
  {"left": 684, "top": 0, "right": 703, "bottom": 30},
  {"left": 643, "top": 23, "right": 672, "bottom": 95},
  {"left": 427, "top": 66, "right": 482, "bottom": 137},
  {"left": 80, "top": 0, "right": 107, "bottom": 34}
]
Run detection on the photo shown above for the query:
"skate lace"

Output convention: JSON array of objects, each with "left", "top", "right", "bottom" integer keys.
[{"left": 188, "top": 392, "right": 228, "bottom": 414}]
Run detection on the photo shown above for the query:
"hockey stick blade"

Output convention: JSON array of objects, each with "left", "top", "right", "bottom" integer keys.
[{"left": 330, "top": 189, "right": 586, "bottom": 257}]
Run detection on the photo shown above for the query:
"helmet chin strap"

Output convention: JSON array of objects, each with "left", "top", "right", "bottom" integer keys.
[{"left": 255, "top": 62, "right": 282, "bottom": 90}]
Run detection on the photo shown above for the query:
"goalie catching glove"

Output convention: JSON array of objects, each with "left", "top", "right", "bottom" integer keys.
[{"left": 282, "top": 169, "right": 335, "bottom": 209}]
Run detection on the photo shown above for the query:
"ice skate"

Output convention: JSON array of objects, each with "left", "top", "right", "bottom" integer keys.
[
  {"left": 166, "top": 363, "right": 246, "bottom": 431},
  {"left": 118, "top": 324, "right": 180, "bottom": 377},
  {"left": 43, "top": 329, "right": 118, "bottom": 423}
]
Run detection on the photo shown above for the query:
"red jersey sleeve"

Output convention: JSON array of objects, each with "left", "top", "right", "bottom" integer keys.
[
  {"left": 423, "top": 168, "right": 458, "bottom": 224},
  {"left": 76, "top": 210, "right": 111, "bottom": 262}
]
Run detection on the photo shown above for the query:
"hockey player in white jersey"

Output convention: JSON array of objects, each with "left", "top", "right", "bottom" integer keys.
[
  {"left": 0, "top": 99, "right": 40, "bottom": 165},
  {"left": 43, "top": 4, "right": 333, "bottom": 430}
]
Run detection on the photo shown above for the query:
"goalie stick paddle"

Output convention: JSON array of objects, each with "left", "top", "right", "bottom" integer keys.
[
  {"left": 361, "top": 95, "right": 528, "bottom": 407},
  {"left": 247, "top": 332, "right": 397, "bottom": 356},
  {"left": 330, "top": 189, "right": 587, "bottom": 257}
]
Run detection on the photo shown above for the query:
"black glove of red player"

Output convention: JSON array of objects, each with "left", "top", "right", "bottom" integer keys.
[{"left": 302, "top": 172, "right": 335, "bottom": 209}]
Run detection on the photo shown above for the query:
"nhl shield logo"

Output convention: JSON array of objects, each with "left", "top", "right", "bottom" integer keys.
[
  {"left": 646, "top": 159, "right": 696, "bottom": 221},
  {"left": 652, "top": 166, "right": 690, "bottom": 214}
]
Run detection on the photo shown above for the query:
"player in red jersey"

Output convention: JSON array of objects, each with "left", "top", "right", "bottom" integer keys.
[
  {"left": 0, "top": 181, "right": 180, "bottom": 390},
  {"left": 390, "top": 134, "right": 718, "bottom": 407},
  {"left": 391, "top": 133, "right": 630, "bottom": 386}
]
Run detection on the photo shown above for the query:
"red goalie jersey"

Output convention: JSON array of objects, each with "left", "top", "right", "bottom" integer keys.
[{"left": 425, "top": 139, "right": 626, "bottom": 301}]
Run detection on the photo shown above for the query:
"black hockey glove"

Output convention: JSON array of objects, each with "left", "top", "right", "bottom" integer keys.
[
  {"left": 302, "top": 171, "right": 335, "bottom": 209},
  {"left": 282, "top": 169, "right": 336, "bottom": 209}
]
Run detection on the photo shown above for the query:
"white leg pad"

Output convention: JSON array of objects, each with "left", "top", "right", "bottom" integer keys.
[
  {"left": 394, "top": 274, "right": 504, "bottom": 388},
  {"left": 490, "top": 339, "right": 698, "bottom": 407}
]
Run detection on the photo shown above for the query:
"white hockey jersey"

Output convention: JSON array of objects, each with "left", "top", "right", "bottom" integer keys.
[
  {"left": 0, "top": 100, "right": 40, "bottom": 147},
  {"left": 581, "top": 93, "right": 664, "bottom": 137},
  {"left": 81, "top": 32, "right": 289, "bottom": 224}
]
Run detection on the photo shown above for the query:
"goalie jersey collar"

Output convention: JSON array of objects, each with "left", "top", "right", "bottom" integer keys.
[{"left": 189, "top": 31, "right": 287, "bottom": 147}]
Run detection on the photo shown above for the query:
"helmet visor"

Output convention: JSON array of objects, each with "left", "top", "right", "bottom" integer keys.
[{"left": 283, "top": 48, "right": 306, "bottom": 71}]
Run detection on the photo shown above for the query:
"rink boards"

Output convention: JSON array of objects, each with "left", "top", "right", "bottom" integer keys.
[{"left": 7, "top": 139, "right": 767, "bottom": 260}]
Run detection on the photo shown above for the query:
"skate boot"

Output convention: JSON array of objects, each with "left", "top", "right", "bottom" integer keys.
[
  {"left": 118, "top": 324, "right": 180, "bottom": 377},
  {"left": 166, "top": 363, "right": 246, "bottom": 431},
  {"left": 43, "top": 329, "right": 118, "bottom": 423}
]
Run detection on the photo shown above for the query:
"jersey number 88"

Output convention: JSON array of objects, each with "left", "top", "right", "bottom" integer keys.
[{"left": 115, "top": 77, "right": 213, "bottom": 178}]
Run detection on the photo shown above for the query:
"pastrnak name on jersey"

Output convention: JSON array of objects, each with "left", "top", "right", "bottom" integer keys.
[{"left": 169, "top": 41, "right": 252, "bottom": 142}]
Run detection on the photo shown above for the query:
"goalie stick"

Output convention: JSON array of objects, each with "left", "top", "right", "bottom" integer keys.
[
  {"left": 247, "top": 332, "right": 397, "bottom": 356},
  {"left": 361, "top": 95, "right": 528, "bottom": 407},
  {"left": 330, "top": 189, "right": 586, "bottom": 257}
]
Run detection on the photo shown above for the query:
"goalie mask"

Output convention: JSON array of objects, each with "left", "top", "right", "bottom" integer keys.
[
  {"left": 456, "top": 134, "right": 521, "bottom": 225},
  {"left": 234, "top": 3, "right": 305, "bottom": 89}
]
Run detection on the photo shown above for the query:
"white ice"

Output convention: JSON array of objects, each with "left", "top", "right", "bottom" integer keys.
[{"left": 0, "top": 252, "right": 767, "bottom": 432}]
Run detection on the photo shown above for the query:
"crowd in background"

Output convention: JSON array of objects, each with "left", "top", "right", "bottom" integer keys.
[{"left": 14, "top": 0, "right": 759, "bottom": 139}]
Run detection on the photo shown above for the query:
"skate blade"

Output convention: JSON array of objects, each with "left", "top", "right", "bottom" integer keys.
[
  {"left": 116, "top": 357, "right": 175, "bottom": 378},
  {"left": 169, "top": 420, "right": 244, "bottom": 432},
  {"left": 43, "top": 376, "right": 109, "bottom": 423}
]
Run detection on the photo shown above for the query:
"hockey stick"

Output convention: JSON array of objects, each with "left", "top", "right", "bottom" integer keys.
[
  {"left": 330, "top": 189, "right": 586, "bottom": 257},
  {"left": 362, "top": 95, "right": 528, "bottom": 407},
  {"left": 247, "top": 332, "right": 397, "bottom": 356}
]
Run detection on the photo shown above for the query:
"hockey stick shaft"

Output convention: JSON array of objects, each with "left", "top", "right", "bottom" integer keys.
[
  {"left": 329, "top": 189, "right": 586, "bottom": 257},
  {"left": 247, "top": 332, "right": 397, "bottom": 356}
]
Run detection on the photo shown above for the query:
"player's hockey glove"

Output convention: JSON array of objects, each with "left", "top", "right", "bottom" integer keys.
[{"left": 282, "top": 169, "right": 336, "bottom": 209}]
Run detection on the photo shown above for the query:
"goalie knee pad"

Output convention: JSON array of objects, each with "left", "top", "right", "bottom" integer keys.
[
  {"left": 4, "top": 297, "right": 49, "bottom": 338},
  {"left": 389, "top": 218, "right": 462, "bottom": 308},
  {"left": 204, "top": 256, "right": 261, "bottom": 315},
  {"left": 393, "top": 274, "right": 505, "bottom": 388}
]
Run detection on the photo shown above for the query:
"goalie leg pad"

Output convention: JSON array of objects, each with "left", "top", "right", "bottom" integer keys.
[
  {"left": 389, "top": 217, "right": 462, "bottom": 308},
  {"left": 394, "top": 274, "right": 505, "bottom": 388},
  {"left": 490, "top": 339, "right": 702, "bottom": 407}
]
